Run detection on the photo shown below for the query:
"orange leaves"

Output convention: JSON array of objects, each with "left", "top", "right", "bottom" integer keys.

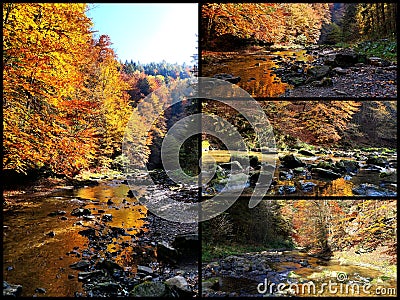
[
  {"left": 202, "top": 3, "right": 331, "bottom": 47},
  {"left": 260, "top": 101, "right": 361, "bottom": 145},
  {"left": 3, "top": 4, "right": 131, "bottom": 176}
]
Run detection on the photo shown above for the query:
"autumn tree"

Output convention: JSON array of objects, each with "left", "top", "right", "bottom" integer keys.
[
  {"left": 261, "top": 101, "right": 361, "bottom": 146},
  {"left": 3, "top": 4, "right": 132, "bottom": 176},
  {"left": 3, "top": 3, "right": 93, "bottom": 175},
  {"left": 330, "top": 200, "right": 397, "bottom": 262},
  {"left": 201, "top": 3, "right": 330, "bottom": 49}
]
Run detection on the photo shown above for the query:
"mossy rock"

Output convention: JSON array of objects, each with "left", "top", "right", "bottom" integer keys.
[{"left": 130, "top": 282, "right": 172, "bottom": 297}]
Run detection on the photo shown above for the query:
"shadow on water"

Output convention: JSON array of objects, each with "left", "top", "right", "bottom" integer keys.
[{"left": 3, "top": 181, "right": 148, "bottom": 297}]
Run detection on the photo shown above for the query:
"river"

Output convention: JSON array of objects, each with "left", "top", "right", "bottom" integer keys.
[
  {"left": 203, "top": 250, "right": 397, "bottom": 297},
  {"left": 202, "top": 149, "right": 397, "bottom": 197},
  {"left": 202, "top": 49, "right": 314, "bottom": 97},
  {"left": 3, "top": 178, "right": 198, "bottom": 297}
]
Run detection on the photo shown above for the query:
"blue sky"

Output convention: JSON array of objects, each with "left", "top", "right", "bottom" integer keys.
[{"left": 86, "top": 3, "right": 198, "bottom": 65}]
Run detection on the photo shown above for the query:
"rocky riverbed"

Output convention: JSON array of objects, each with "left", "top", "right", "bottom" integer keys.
[
  {"left": 278, "top": 47, "right": 397, "bottom": 98},
  {"left": 202, "top": 45, "right": 397, "bottom": 98},
  {"left": 202, "top": 250, "right": 397, "bottom": 297},
  {"left": 203, "top": 148, "right": 397, "bottom": 197},
  {"left": 3, "top": 171, "right": 198, "bottom": 297}
]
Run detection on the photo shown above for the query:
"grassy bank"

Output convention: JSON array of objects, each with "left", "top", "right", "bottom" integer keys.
[
  {"left": 333, "top": 246, "right": 397, "bottom": 279},
  {"left": 202, "top": 242, "right": 294, "bottom": 263}
]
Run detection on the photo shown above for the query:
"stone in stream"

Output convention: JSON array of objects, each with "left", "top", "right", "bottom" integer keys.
[
  {"left": 298, "top": 149, "right": 315, "bottom": 156},
  {"left": 307, "top": 65, "right": 331, "bottom": 79},
  {"left": 130, "top": 281, "right": 171, "bottom": 297},
  {"left": 78, "top": 228, "right": 96, "bottom": 238},
  {"left": 332, "top": 67, "right": 348, "bottom": 75},
  {"left": 293, "top": 167, "right": 305, "bottom": 174},
  {"left": 279, "top": 154, "right": 305, "bottom": 169},
  {"left": 311, "top": 168, "right": 341, "bottom": 179},
  {"left": 69, "top": 260, "right": 91, "bottom": 270},
  {"left": 91, "top": 282, "right": 120, "bottom": 293},
  {"left": 299, "top": 181, "right": 317, "bottom": 192},
  {"left": 278, "top": 185, "right": 296, "bottom": 195},
  {"left": 78, "top": 270, "right": 102, "bottom": 282},
  {"left": 335, "top": 160, "right": 360, "bottom": 173},
  {"left": 71, "top": 208, "right": 91, "bottom": 217},
  {"left": 96, "top": 259, "right": 123, "bottom": 271},
  {"left": 165, "top": 275, "right": 192, "bottom": 295},
  {"left": 366, "top": 156, "right": 388, "bottom": 167},
  {"left": 279, "top": 170, "right": 293, "bottom": 180},
  {"left": 48, "top": 210, "right": 67, "bottom": 217},
  {"left": 3, "top": 281, "right": 22, "bottom": 297},
  {"left": 101, "top": 214, "right": 113, "bottom": 222}
]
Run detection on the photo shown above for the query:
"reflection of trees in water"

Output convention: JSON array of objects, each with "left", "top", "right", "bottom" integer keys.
[{"left": 203, "top": 55, "right": 289, "bottom": 97}]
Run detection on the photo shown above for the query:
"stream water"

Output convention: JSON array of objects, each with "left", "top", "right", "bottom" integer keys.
[
  {"left": 208, "top": 250, "right": 397, "bottom": 297},
  {"left": 202, "top": 150, "right": 397, "bottom": 197},
  {"left": 203, "top": 49, "right": 314, "bottom": 97},
  {"left": 3, "top": 181, "right": 148, "bottom": 297}
]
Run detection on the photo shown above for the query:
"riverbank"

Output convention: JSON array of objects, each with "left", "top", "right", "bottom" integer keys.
[{"left": 202, "top": 42, "right": 397, "bottom": 98}]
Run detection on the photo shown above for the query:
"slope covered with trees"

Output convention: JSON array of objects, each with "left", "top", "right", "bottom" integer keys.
[
  {"left": 202, "top": 3, "right": 330, "bottom": 49},
  {"left": 203, "top": 199, "right": 397, "bottom": 263}
]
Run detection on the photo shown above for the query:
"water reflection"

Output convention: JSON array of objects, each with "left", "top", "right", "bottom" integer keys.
[
  {"left": 3, "top": 181, "right": 149, "bottom": 296},
  {"left": 202, "top": 50, "right": 313, "bottom": 97},
  {"left": 203, "top": 150, "right": 394, "bottom": 197}
]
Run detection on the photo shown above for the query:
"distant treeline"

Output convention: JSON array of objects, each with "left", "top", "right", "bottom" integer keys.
[{"left": 122, "top": 60, "right": 193, "bottom": 79}]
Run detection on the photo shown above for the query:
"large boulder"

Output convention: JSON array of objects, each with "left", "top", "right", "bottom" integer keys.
[
  {"left": 165, "top": 276, "right": 193, "bottom": 296},
  {"left": 323, "top": 50, "right": 363, "bottom": 67},
  {"left": 298, "top": 149, "right": 315, "bottom": 156},
  {"left": 172, "top": 233, "right": 199, "bottom": 251},
  {"left": 307, "top": 65, "right": 331, "bottom": 80},
  {"left": 334, "top": 50, "right": 360, "bottom": 67},
  {"left": 312, "top": 168, "right": 341, "bottom": 179},
  {"left": 130, "top": 282, "right": 171, "bottom": 297},
  {"left": 156, "top": 241, "right": 179, "bottom": 264},
  {"left": 366, "top": 156, "right": 388, "bottom": 167},
  {"left": 335, "top": 160, "right": 360, "bottom": 173},
  {"left": 279, "top": 154, "right": 305, "bottom": 169}
]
